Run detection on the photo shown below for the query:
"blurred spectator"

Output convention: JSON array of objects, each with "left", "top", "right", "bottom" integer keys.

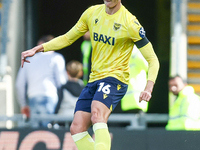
[
  {"left": 166, "top": 75, "right": 200, "bottom": 130},
  {"left": 80, "top": 31, "right": 92, "bottom": 86},
  {"left": 55, "top": 60, "right": 85, "bottom": 117},
  {"left": 15, "top": 35, "right": 67, "bottom": 127}
]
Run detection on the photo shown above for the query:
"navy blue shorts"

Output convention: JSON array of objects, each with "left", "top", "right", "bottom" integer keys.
[{"left": 74, "top": 77, "right": 128, "bottom": 113}]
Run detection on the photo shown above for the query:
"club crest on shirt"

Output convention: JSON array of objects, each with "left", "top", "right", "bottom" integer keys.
[{"left": 113, "top": 23, "right": 121, "bottom": 31}]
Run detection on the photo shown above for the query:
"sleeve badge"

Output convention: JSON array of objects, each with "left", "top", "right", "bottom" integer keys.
[{"left": 139, "top": 27, "right": 146, "bottom": 38}]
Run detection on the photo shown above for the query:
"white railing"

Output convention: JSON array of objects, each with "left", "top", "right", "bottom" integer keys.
[{"left": 0, "top": 113, "right": 168, "bottom": 130}]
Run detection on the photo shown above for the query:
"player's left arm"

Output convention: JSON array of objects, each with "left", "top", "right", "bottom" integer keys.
[
  {"left": 137, "top": 41, "right": 160, "bottom": 102},
  {"left": 138, "top": 42, "right": 160, "bottom": 83},
  {"left": 128, "top": 16, "right": 159, "bottom": 102}
]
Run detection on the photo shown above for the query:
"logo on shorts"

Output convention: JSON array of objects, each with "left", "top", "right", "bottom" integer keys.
[
  {"left": 110, "top": 105, "right": 113, "bottom": 111},
  {"left": 113, "top": 23, "right": 121, "bottom": 31},
  {"left": 103, "top": 94, "right": 108, "bottom": 99},
  {"left": 117, "top": 84, "right": 121, "bottom": 90}
]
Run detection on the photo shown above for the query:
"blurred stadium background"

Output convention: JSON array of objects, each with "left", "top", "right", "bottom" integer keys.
[{"left": 0, "top": 0, "right": 200, "bottom": 149}]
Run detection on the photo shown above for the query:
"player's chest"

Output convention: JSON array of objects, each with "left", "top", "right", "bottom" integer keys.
[
  {"left": 90, "top": 15, "right": 126, "bottom": 33},
  {"left": 89, "top": 16, "right": 128, "bottom": 46}
]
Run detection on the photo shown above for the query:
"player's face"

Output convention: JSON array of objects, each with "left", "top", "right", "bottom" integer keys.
[{"left": 103, "top": 0, "right": 121, "bottom": 9}]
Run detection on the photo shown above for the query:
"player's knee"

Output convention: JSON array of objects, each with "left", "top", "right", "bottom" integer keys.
[
  {"left": 91, "top": 109, "right": 105, "bottom": 124},
  {"left": 70, "top": 122, "right": 81, "bottom": 135},
  {"left": 70, "top": 122, "right": 76, "bottom": 135},
  {"left": 70, "top": 121, "right": 88, "bottom": 135},
  {"left": 91, "top": 114, "right": 97, "bottom": 124}
]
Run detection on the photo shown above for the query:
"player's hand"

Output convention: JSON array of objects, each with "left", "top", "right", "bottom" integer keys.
[
  {"left": 139, "top": 80, "right": 154, "bottom": 102},
  {"left": 139, "top": 90, "right": 152, "bottom": 103},
  {"left": 21, "top": 45, "right": 44, "bottom": 68},
  {"left": 21, "top": 49, "right": 36, "bottom": 68}
]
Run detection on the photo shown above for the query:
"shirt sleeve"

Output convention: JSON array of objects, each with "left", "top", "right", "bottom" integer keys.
[
  {"left": 43, "top": 7, "right": 92, "bottom": 52},
  {"left": 127, "top": 14, "right": 159, "bottom": 83},
  {"left": 128, "top": 17, "right": 144, "bottom": 42},
  {"left": 138, "top": 42, "right": 160, "bottom": 83}
]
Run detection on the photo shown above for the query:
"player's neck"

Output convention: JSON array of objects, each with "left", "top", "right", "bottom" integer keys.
[{"left": 105, "top": 2, "right": 121, "bottom": 15}]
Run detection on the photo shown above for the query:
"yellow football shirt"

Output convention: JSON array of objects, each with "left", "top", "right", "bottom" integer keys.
[{"left": 43, "top": 4, "right": 159, "bottom": 84}]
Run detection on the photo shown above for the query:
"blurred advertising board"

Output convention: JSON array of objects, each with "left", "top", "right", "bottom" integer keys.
[{"left": 0, "top": 128, "right": 200, "bottom": 150}]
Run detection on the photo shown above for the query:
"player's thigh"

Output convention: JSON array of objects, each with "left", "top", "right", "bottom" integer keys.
[
  {"left": 93, "top": 77, "right": 128, "bottom": 111},
  {"left": 74, "top": 83, "right": 96, "bottom": 113},
  {"left": 91, "top": 77, "right": 128, "bottom": 123},
  {"left": 70, "top": 111, "right": 92, "bottom": 135}
]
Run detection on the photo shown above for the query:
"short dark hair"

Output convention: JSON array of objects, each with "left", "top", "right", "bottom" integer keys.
[
  {"left": 169, "top": 75, "right": 187, "bottom": 83},
  {"left": 169, "top": 75, "right": 181, "bottom": 80},
  {"left": 38, "top": 35, "right": 54, "bottom": 44}
]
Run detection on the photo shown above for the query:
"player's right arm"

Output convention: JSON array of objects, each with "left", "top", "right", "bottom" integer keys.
[
  {"left": 21, "top": 6, "right": 92, "bottom": 67},
  {"left": 21, "top": 44, "right": 44, "bottom": 67},
  {"left": 42, "top": 6, "right": 92, "bottom": 52}
]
